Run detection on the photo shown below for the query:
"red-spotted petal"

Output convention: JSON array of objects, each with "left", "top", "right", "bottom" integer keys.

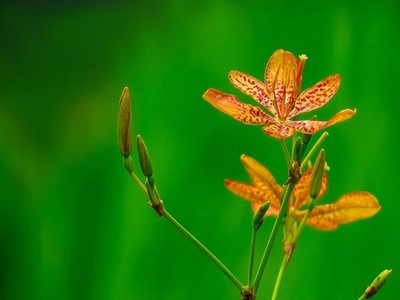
[
  {"left": 264, "top": 50, "right": 299, "bottom": 118},
  {"left": 228, "top": 70, "right": 277, "bottom": 115},
  {"left": 203, "top": 88, "right": 274, "bottom": 124},
  {"left": 292, "top": 169, "right": 328, "bottom": 210},
  {"left": 288, "top": 108, "right": 356, "bottom": 134},
  {"left": 225, "top": 179, "right": 269, "bottom": 204},
  {"left": 289, "top": 74, "right": 341, "bottom": 118},
  {"left": 240, "top": 154, "right": 282, "bottom": 207},
  {"left": 262, "top": 123, "right": 295, "bottom": 139},
  {"left": 305, "top": 192, "right": 380, "bottom": 230}
]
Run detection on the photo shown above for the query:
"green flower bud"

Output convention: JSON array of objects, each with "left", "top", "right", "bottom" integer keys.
[
  {"left": 364, "top": 269, "right": 392, "bottom": 298},
  {"left": 293, "top": 137, "right": 303, "bottom": 161},
  {"left": 309, "top": 149, "right": 325, "bottom": 199},
  {"left": 136, "top": 135, "right": 153, "bottom": 177},
  {"left": 253, "top": 202, "right": 270, "bottom": 230},
  {"left": 117, "top": 87, "right": 133, "bottom": 157}
]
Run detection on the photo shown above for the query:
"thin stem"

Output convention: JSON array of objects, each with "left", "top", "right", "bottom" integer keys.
[
  {"left": 248, "top": 228, "right": 257, "bottom": 285},
  {"left": 357, "top": 294, "right": 367, "bottom": 300},
  {"left": 280, "top": 139, "right": 291, "bottom": 168},
  {"left": 162, "top": 209, "right": 243, "bottom": 291},
  {"left": 293, "top": 213, "right": 310, "bottom": 243},
  {"left": 253, "top": 182, "right": 296, "bottom": 292},
  {"left": 128, "top": 171, "right": 148, "bottom": 195},
  {"left": 300, "top": 132, "right": 329, "bottom": 171},
  {"left": 271, "top": 256, "right": 289, "bottom": 300}
]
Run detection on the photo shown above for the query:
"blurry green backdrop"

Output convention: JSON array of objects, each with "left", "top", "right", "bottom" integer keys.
[{"left": 0, "top": 0, "right": 398, "bottom": 299}]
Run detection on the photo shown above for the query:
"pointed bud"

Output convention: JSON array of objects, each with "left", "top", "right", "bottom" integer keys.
[
  {"left": 253, "top": 202, "right": 270, "bottom": 230},
  {"left": 117, "top": 87, "right": 133, "bottom": 157},
  {"left": 363, "top": 269, "right": 392, "bottom": 298},
  {"left": 136, "top": 135, "right": 153, "bottom": 177},
  {"left": 293, "top": 137, "right": 303, "bottom": 161},
  {"left": 309, "top": 149, "right": 325, "bottom": 199}
]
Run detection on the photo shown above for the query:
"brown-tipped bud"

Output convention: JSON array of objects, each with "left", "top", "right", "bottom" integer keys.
[
  {"left": 364, "top": 269, "right": 392, "bottom": 298},
  {"left": 117, "top": 87, "right": 133, "bottom": 157},
  {"left": 253, "top": 202, "right": 270, "bottom": 230},
  {"left": 309, "top": 149, "right": 325, "bottom": 199},
  {"left": 136, "top": 135, "right": 153, "bottom": 177}
]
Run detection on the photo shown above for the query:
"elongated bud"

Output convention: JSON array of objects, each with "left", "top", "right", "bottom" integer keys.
[
  {"left": 136, "top": 135, "right": 153, "bottom": 177},
  {"left": 117, "top": 87, "right": 133, "bottom": 157},
  {"left": 293, "top": 137, "right": 303, "bottom": 161},
  {"left": 309, "top": 149, "right": 325, "bottom": 199},
  {"left": 253, "top": 202, "right": 270, "bottom": 230},
  {"left": 363, "top": 269, "right": 392, "bottom": 298}
]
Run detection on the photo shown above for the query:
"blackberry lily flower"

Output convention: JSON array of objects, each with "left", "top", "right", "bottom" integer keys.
[
  {"left": 203, "top": 49, "right": 356, "bottom": 139},
  {"left": 225, "top": 155, "right": 380, "bottom": 230}
]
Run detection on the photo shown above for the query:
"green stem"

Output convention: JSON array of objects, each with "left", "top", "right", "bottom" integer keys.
[
  {"left": 162, "top": 209, "right": 243, "bottom": 291},
  {"left": 128, "top": 171, "right": 148, "bottom": 195},
  {"left": 357, "top": 294, "right": 367, "bottom": 300},
  {"left": 271, "top": 256, "right": 289, "bottom": 300},
  {"left": 248, "top": 228, "right": 257, "bottom": 285},
  {"left": 252, "top": 182, "right": 296, "bottom": 292},
  {"left": 280, "top": 139, "right": 291, "bottom": 168},
  {"left": 292, "top": 209, "right": 311, "bottom": 243},
  {"left": 300, "top": 132, "right": 329, "bottom": 171}
]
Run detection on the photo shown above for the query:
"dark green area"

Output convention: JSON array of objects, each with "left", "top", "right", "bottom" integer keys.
[{"left": 0, "top": 1, "right": 398, "bottom": 299}]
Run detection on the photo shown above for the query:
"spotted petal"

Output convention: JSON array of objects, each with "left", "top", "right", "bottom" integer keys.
[
  {"left": 304, "top": 192, "right": 380, "bottom": 230},
  {"left": 289, "top": 74, "right": 341, "bottom": 118},
  {"left": 240, "top": 154, "right": 282, "bottom": 208},
  {"left": 228, "top": 70, "right": 277, "bottom": 115},
  {"left": 203, "top": 88, "right": 274, "bottom": 124},
  {"left": 288, "top": 108, "right": 356, "bottom": 134},
  {"left": 262, "top": 123, "right": 295, "bottom": 139},
  {"left": 292, "top": 168, "right": 328, "bottom": 210},
  {"left": 264, "top": 50, "right": 299, "bottom": 116}
]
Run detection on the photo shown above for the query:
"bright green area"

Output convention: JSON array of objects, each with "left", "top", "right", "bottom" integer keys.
[{"left": 0, "top": 1, "right": 398, "bottom": 299}]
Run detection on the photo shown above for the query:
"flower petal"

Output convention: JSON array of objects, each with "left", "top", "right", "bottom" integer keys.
[
  {"left": 203, "top": 88, "right": 274, "bottom": 124},
  {"left": 288, "top": 108, "right": 356, "bottom": 134},
  {"left": 305, "top": 192, "right": 380, "bottom": 230},
  {"left": 262, "top": 123, "right": 295, "bottom": 139},
  {"left": 325, "top": 108, "right": 357, "bottom": 127},
  {"left": 292, "top": 168, "right": 328, "bottom": 210},
  {"left": 225, "top": 179, "right": 266, "bottom": 203},
  {"left": 240, "top": 154, "right": 282, "bottom": 208},
  {"left": 264, "top": 50, "right": 299, "bottom": 118},
  {"left": 228, "top": 70, "right": 277, "bottom": 115},
  {"left": 289, "top": 74, "right": 341, "bottom": 118}
]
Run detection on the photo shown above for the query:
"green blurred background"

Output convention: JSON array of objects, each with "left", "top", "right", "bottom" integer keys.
[{"left": 0, "top": 0, "right": 398, "bottom": 299}]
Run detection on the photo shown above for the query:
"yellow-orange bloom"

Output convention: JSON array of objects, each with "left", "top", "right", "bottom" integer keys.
[
  {"left": 203, "top": 49, "right": 356, "bottom": 139},
  {"left": 225, "top": 155, "right": 380, "bottom": 230}
]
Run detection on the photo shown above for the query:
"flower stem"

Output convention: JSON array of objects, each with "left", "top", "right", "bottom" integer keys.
[
  {"left": 280, "top": 139, "right": 291, "bottom": 168},
  {"left": 128, "top": 170, "right": 148, "bottom": 195},
  {"left": 271, "top": 255, "right": 289, "bottom": 300},
  {"left": 248, "top": 228, "right": 257, "bottom": 285},
  {"left": 252, "top": 182, "right": 296, "bottom": 292},
  {"left": 162, "top": 209, "right": 244, "bottom": 291},
  {"left": 300, "top": 132, "right": 329, "bottom": 171},
  {"left": 292, "top": 209, "right": 311, "bottom": 243}
]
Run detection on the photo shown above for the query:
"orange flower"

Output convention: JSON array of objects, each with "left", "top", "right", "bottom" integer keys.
[
  {"left": 225, "top": 155, "right": 380, "bottom": 230},
  {"left": 203, "top": 49, "right": 356, "bottom": 139}
]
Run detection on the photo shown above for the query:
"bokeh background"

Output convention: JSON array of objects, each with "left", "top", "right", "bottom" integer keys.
[{"left": 0, "top": 0, "right": 398, "bottom": 299}]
